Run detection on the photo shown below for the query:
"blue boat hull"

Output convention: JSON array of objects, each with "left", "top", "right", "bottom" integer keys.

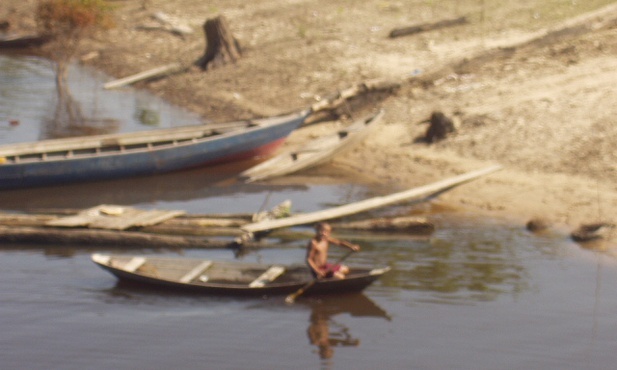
[{"left": 0, "top": 111, "right": 307, "bottom": 189}]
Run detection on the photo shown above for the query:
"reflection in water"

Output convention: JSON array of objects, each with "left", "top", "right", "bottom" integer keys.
[
  {"left": 307, "top": 309, "right": 340, "bottom": 360},
  {"left": 41, "top": 88, "right": 120, "bottom": 139},
  {"left": 0, "top": 54, "right": 203, "bottom": 146},
  {"left": 303, "top": 294, "right": 390, "bottom": 363},
  {"left": 0, "top": 159, "right": 308, "bottom": 212},
  {"left": 370, "top": 217, "right": 531, "bottom": 304},
  {"left": 412, "top": 228, "right": 529, "bottom": 302}
]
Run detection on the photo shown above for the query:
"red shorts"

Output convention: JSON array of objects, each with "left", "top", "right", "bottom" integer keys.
[{"left": 311, "top": 263, "right": 341, "bottom": 278}]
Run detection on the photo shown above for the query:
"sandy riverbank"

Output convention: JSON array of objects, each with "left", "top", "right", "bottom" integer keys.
[{"left": 3, "top": 0, "right": 617, "bottom": 247}]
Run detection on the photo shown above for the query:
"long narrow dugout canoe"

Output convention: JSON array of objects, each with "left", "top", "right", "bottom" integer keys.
[
  {"left": 91, "top": 253, "right": 390, "bottom": 297},
  {"left": 240, "top": 109, "right": 384, "bottom": 182},
  {"left": 0, "top": 110, "right": 309, "bottom": 189}
]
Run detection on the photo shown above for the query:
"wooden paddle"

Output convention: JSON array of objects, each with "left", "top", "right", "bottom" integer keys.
[{"left": 285, "top": 249, "right": 355, "bottom": 304}]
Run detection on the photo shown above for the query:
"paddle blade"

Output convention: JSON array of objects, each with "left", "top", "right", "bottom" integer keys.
[
  {"left": 285, "top": 280, "right": 315, "bottom": 304},
  {"left": 284, "top": 294, "right": 297, "bottom": 304}
]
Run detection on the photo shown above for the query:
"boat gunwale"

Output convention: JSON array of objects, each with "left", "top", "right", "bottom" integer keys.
[
  {"left": 0, "top": 110, "right": 309, "bottom": 161},
  {"left": 92, "top": 253, "right": 389, "bottom": 295}
]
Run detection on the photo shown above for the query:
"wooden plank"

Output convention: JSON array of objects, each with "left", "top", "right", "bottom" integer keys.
[
  {"left": 46, "top": 205, "right": 185, "bottom": 230},
  {"left": 249, "top": 266, "right": 285, "bottom": 287},
  {"left": 44, "top": 204, "right": 112, "bottom": 227},
  {"left": 123, "top": 257, "right": 146, "bottom": 272},
  {"left": 389, "top": 16, "right": 468, "bottom": 38},
  {"left": 132, "top": 210, "right": 187, "bottom": 227},
  {"left": 103, "top": 63, "right": 183, "bottom": 89},
  {"left": 179, "top": 260, "right": 213, "bottom": 283},
  {"left": 241, "top": 165, "right": 503, "bottom": 234},
  {"left": 88, "top": 210, "right": 141, "bottom": 230},
  {"left": 88, "top": 209, "right": 185, "bottom": 230}
]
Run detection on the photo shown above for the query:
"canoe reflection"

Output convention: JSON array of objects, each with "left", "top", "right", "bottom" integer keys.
[{"left": 302, "top": 294, "right": 390, "bottom": 360}]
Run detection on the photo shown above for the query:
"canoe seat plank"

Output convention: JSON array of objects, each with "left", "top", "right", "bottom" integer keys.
[
  {"left": 180, "top": 260, "right": 213, "bottom": 283},
  {"left": 249, "top": 265, "right": 285, "bottom": 287},
  {"left": 124, "top": 257, "right": 146, "bottom": 272}
]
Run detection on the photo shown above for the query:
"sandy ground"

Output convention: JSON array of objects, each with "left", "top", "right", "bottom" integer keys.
[{"left": 3, "top": 1, "right": 617, "bottom": 247}]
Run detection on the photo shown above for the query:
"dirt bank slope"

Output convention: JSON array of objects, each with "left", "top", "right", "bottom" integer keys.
[{"left": 3, "top": 1, "right": 617, "bottom": 245}]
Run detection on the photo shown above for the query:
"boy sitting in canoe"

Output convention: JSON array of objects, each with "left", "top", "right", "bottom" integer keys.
[{"left": 306, "top": 222, "right": 360, "bottom": 279}]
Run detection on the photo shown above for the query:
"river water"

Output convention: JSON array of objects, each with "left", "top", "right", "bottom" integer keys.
[{"left": 1, "top": 54, "right": 617, "bottom": 370}]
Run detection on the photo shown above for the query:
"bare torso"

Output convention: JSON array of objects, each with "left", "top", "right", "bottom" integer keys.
[{"left": 307, "top": 237, "right": 329, "bottom": 269}]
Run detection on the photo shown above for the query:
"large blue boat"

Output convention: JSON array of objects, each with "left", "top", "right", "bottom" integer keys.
[{"left": 0, "top": 110, "right": 308, "bottom": 189}]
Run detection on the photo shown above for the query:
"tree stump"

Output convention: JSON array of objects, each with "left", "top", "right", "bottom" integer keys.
[{"left": 197, "top": 15, "right": 241, "bottom": 70}]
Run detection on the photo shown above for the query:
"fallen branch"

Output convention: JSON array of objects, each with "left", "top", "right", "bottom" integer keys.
[
  {"left": 103, "top": 63, "right": 184, "bottom": 89},
  {"left": 389, "top": 16, "right": 468, "bottom": 38},
  {"left": 151, "top": 11, "right": 193, "bottom": 35}
]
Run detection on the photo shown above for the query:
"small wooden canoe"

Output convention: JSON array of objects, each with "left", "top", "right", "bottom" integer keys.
[
  {"left": 0, "top": 110, "right": 308, "bottom": 189},
  {"left": 91, "top": 253, "right": 390, "bottom": 297},
  {"left": 240, "top": 109, "right": 384, "bottom": 182}
]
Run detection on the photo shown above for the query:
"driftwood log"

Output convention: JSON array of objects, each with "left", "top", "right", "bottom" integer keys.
[
  {"left": 0, "top": 211, "right": 435, "bottom": 248},
  {"left": 196, "top": 15, "right": 242, "bottom": 70},
  {"left": 0, "top": 225, "right": 262, "bottom": 249},
  {"left": 389, "top": 16, "right": 468, "bottom": 38},
  {"left": 334, "top": 216, "right": 435, "bottom": 234}
]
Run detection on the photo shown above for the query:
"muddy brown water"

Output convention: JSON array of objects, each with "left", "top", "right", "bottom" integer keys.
[
  {"left": 1, "top": 55, "right": 617, "bottom": 370},
  {"left": 2, "top": 216, "right": 617, "bottom": 370}
]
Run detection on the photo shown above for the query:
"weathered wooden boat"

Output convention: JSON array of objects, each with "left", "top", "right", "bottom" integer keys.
[
  {"left": 240, "top": 109, "right": 384, "bottom": 182},
  {"left": 91, "top": 253, "right": 390, "bottom": 296},
  {"left": 0, "top": 110, "right": 309, "bottom": 189}
]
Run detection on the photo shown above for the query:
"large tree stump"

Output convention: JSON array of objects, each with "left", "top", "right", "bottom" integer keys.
[{"left": 197, "top": 15, "right": 241, "bottom": 70}]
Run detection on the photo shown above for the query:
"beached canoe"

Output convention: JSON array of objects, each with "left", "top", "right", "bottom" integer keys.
[
  {"left": 239, "top": 109, "right": 384, "bottom": 182},
  {"left": 0, "top": 110, "right": 308, "bottom": 189},
  {"left": 91, "top": 253, "right": 390, "bottom": 297}
]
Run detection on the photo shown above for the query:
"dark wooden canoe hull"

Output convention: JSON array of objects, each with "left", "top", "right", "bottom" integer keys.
[
  {"left": 0, "top": 111, "right": 307, "bottom": 189},
  {"left": 91, "top": 254, "right": 389, "bottom": 297}
]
